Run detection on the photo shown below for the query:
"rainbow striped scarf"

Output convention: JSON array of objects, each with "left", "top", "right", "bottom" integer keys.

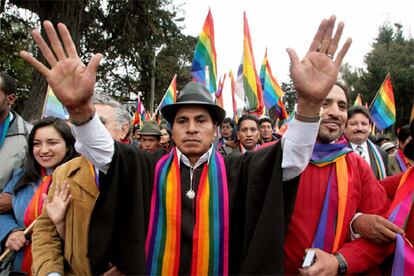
[
  {"left": 22, "top": 168, "right": 52, "bottom": 275},
  {"left": 387, "top": 167, "right": 414, "bottom": 275},
  {"left": 367, "top": 139, "right": 387, "bottom": 179},
  {"left": 0, "top": 113, "right": 11, "bottom": 148},
  {"left": 145, "top": 148, "right": 229, "bottom": 275},
  {"left": 395, "top": 149, "right": 410, "bottom": 172},
  {"left": 310, "top": 140, "right": 352, "bottom": 252}
]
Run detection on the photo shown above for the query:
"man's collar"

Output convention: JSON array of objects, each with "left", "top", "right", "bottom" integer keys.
[
  {"left": 176, "top": 145, "right": 214, "bottom": 169},
  {"left": 350, "top": 141, "right": 368, "bottom": 152}
]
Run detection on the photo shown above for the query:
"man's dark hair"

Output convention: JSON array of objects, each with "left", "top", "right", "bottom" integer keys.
[
  {"left": 397, "top": 124, "right": 411, "bottom": 142},
  {"left": 237, "top": 114, "right": 259, "bottom": 130},
  {"left": 0, "top": 72, "right": 17, "bottom": 95},
  {"left": 221, "top": 117, "right": 235, "bottom": 128},
  {"left": 258, "top": 117, "right": 274, "bottom": 128},
  {"left": 334, "top": 81, "right": 350, "bottom": 106},
  {"left": 347, "top": 105, "right": 373, "bottom": 125}
]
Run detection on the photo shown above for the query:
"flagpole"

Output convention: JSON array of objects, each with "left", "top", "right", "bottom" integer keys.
[
  {"left": 368, "top": 72, "right": 389, "bottom": 109},
  {"left": 40, "top": 86, "right": 51, "bottom": 119},
  {"left": 152, "top": 92, "right": 168, "bottom": 120}
]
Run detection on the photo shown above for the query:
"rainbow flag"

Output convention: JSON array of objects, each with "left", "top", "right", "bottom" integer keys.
[
  {"left": 369, "top": 73, "right": 396, "bottom": 130},
  {"left": 191, "top": 9, "right": 217, "bottom": 93},
  {"left": 42, "top": 86, "right": 69, "bottom": 120},
  {"left": 237, "top": 12, "right": 264, "bottom": 115},
  {"left": 259, "top": 49, "right": 287, "bottom": 120},
  {"left": 157, "top": 74, "right": 177, "bottom": 111},
  {"left": 133, "top": 95, "right": 143, "bottom": 127},
  {"left": 229, "top": 70, "right": 238, "bottom": 122},
  {"left": 215, "top": 74, "right": 226, "bottom": 108},
  {"left": 353, "top": 93, "right": 362, "bottom": 106}
]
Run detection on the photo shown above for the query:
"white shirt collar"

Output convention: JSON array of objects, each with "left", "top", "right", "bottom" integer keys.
[
  {"left": 350, "top": 141, "right": 368, "bottom": 154},
  {"left": 176, "top": 145, "right": 214, "bottom": 169}
]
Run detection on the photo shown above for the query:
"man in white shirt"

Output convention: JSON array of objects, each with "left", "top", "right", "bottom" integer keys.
[{"left": 344, "top": 105, "right": 388, "bottom": 179}]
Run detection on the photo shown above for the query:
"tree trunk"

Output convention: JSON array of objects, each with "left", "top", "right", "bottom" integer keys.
[{"left": 10, "top": 0, "right": 88, "bottom": 122}]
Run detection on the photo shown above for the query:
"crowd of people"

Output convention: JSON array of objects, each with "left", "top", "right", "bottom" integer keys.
[{"left": 0, "top": 15, "right": 413, "bottom": 276}]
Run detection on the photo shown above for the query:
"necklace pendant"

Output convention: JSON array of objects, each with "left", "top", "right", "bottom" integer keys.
[{"left": 186, "top": 189, "right": 195, "bottom": 199}]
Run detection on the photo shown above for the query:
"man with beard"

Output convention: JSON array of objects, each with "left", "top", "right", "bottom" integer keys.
[
  {"left": 344, "top": 105, "right": 388, "bottom": 179},
  {"left": 241, "top": 83, "right": 391, "bottom": 275}
]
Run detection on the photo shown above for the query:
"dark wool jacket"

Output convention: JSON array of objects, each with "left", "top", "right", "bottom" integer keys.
[{"left": 87, "top": 141, "right": 300, "bottom": 275}]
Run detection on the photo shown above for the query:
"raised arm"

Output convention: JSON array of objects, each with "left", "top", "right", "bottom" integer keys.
[
  {"left": 20, "top": 21, "right": 113, "bottom": 170},
  {"left": 282, "top": 16, "right": 352, "bottom": 180}
]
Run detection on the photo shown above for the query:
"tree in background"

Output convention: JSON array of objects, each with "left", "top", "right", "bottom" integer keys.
[
  {"left": 1, "top": 0, "right": 196, "bottom": 121},
  {"left": 341, "top": 22, "right": 414, "bottom": 129}
]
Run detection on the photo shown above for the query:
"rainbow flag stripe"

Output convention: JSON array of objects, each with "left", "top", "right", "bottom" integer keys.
[
  {"left": 146, "top": 148, "right": 229, "bottom": 275},
  {"left": 259, "top": 50, "right": 287, "bottom": 120},
  {"left": 370, "top": 73, "right": 396, "bottom": 130},
  {"left": 158, "top": 75, "right": 177, "bottom": 110},
  {"left": 353, "top": 93, "right": 363, "bottom": 106},
  {"left": 215, "top": 74, "right": 226, "bottom": 108},
  {"left": 386, "top": 167, "right": 414, "bottom": 276},
  {"left": 42, "top": 86, "right": 69, "bottom": 119},
  {"left": 191, "top": 9, "right": 217, "bottom": 93},
  {"left": 241, "top": 12, "right": 263, "bottom": 114}
]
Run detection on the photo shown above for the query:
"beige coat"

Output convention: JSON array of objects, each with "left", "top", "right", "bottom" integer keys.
[{"left": 32, "top": 156, "right": 99, "bottom": 276}]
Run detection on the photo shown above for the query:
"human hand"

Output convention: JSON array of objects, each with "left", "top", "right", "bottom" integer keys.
[
  {"left": 298, "top": 248, "right": 338, "bottom": 276},
  {"left": 287, "top": 15, "right": 352, "bottom": 116},
  {"left": 43, "top": 180, "right": 71, "bottom": 226},
  {"left": 20, "top": 21, "right": 102, "bottom": 120},
  {"left": 0, "top": 192, "right": 12, "bottom": 213},
  {"left": 103, "top": 263, "right": 124, "bottom": 276},
  {"left": 352, "top": 214, "right": 404, "bottom": 244},
  {"left": 5, "top": 230, "right": 27, "bottom": 251}
]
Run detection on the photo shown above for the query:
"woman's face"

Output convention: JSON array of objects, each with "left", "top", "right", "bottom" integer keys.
[
  {"left": 33, "top": 126, "right": 67, "bottom": 169},
  {"left": 160, "top": 129, "right": 171, "bottom": 145}
]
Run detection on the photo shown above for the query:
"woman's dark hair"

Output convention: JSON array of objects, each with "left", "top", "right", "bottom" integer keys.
[{"left": 14, "top": 117, "right": 78, "bottom": 193}]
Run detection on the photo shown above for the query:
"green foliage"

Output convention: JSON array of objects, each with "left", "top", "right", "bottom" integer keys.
[
  {"left": 340, "top": 22, "right": 414, "bottom": 130},
  {"left": 2, "top": 0, "right": 196, "bottom": 119},
  {"left": 0, "top": 7, "right": 37, "bottom": 113}
]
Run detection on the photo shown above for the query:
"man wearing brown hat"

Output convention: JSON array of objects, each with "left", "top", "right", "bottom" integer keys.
[
  {"left": 139, "top": 120, "right": 162, "bottom": 153},
  {"left": 21, "top": 16, "right": 351, "bottom": 275}
]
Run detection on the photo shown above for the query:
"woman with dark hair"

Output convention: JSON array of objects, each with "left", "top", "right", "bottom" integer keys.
[
  {"left": 160, "top": 126, "right": 174, "bottom": 152},
  {"left": 0, "top": 117, "right": 77, "bottom": 274}
]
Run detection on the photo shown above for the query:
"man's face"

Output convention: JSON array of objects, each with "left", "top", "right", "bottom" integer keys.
[
  {"left": 259, "top": 122, "right": 273, "bottom": 141},
  {"left": 140, "top": 135, "right": 160, "bottom": 152},
  {"left": 220, "top": 122, "right": 233, "bottom": 139},
  {"left": 0, "top": 78, "right": 15, "bottom": 119},
  {"left": 317, "top": 85, "right": 348, "bottom": 143},
  {"left": 237, "top": 119, "right": 260, "bottom": 150},
  {"left": 96, "top": 104, "right": 128, "bottom": 142},
  {"left": 344, "top": 113, "right": 371, "bottom": 145},
  {"left": 172, "top": 105, "right": 216, "bottom": 160}
]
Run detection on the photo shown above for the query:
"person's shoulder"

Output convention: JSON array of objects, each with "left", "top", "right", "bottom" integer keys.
[{"left": 54, "top": 156, "right": 88, "bottom": 176}]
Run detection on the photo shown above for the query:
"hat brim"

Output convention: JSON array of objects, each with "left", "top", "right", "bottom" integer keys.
[{"left": 161, "top": 101, "right": 226, "bottom": 125}]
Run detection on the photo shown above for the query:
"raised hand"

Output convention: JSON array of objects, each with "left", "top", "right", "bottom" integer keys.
[
  {"left": 42, "top": 180, "right": 71, "bottom": 239},
  {"left": 287, "top": 15, "right": 352, "bottom": 115},
  {"left": 20, "top": 21, "right": 102, "bottom": 119}
]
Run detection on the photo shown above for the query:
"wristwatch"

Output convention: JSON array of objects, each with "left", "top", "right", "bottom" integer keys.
[{"left": 334, "top": 252, "right": 348, "bottom": 275}]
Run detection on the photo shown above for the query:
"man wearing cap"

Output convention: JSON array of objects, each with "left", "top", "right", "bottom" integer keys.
[
  {"left": 21, "top": 15, "right": 351, "bottom": 275},
  {"left": 139, "top": 120, "right": 162, "bottom": 153},
  {"left": 344, "top": 105, "right": 389, "bottom": 180}
]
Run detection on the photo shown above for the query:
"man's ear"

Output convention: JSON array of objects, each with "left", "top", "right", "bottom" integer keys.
[{"left": 7, "top": 94, "right": 16, "bottom": 107}]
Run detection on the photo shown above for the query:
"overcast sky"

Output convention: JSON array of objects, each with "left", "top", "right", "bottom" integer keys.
[{"left": 178, "top": 0, "right": 413, "bottom": 114}]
